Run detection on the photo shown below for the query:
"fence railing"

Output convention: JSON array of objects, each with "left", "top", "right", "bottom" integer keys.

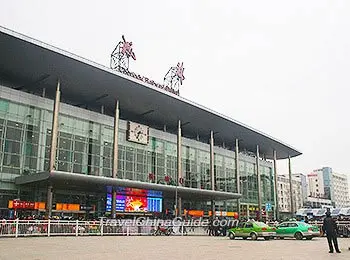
[
  {"left": 1, "top": 219, "right": 349, "bottom": 238},
  {"left": 308, "top": 221, "right": 350, "bottom": 237},
  {"left": 0, "top": 219, "right": 210, "bottom": 238}
]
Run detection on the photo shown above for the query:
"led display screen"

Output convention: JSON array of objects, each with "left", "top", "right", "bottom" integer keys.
[{"left": 106, "top": 188, "right": 162, "bottom": 213}]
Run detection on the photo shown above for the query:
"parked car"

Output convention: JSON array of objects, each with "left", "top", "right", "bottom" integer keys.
[
  {"left": 276, "top": 221, "right": 320, "bottom": 240},
  {"left": 228, "top": 221, "right": 276, "bottom": 240}
]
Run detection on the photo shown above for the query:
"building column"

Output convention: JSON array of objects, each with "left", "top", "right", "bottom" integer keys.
[
  {"left": 235, "top": 139, "right": 240, "bottom": 218},
  {"left": 288, "top": 155, "right": 294, "bottom": 216},
  {"left": 46, "top": 184, "right": 53, "bottom": 218},
  {"left": 273, "top": 150, "right": 279, "bottom": 221},
  {"left": 176, "top": 120, "right": 182, "bottom": 217},
  {"left": 46, "top": 80, "right": 60, "bottom": 218},
  {"left": 210, "top": 131, "right": 215, "bottom": 215},
  {"left": 111, "top": 100, "right": 119, "bottom": 219},
  {"left": 49, "top": 80, "right": 60, "bottom": 172},
  {"left": 256, "top": 145, "right": 262, "bottom": 221}
]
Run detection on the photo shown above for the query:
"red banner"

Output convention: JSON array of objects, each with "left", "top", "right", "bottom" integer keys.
[{"left": 10, "top": 200, "right": 35, "bottom": 209}]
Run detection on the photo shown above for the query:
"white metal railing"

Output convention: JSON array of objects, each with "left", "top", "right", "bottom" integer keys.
[{"left": 0, "top": 219, "right": 210, "bottom": 238}]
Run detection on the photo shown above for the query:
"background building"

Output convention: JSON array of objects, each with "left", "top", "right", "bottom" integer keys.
[
  {"left": 304, "top": 197, "right": 332, "bottom": 208},
  {"left": 307, "top": 171, "right": 325, "bottom": 198},
  {"left": 277, "top": 174, "right": 303, "bottom": 218},
  {"left": 292, "top": 173, "right": 308, "bottom": 206},
  {"left": 305, "top": 167, "right": 350, "bottom": 208},
  {"left": 330, "top": 171, "right": 350, "bottom": 208}
]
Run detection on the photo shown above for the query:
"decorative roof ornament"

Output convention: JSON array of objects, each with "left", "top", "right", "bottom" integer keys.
[
  {"left": 164, "top": 62, "right": 185, "bottom": 93},
  {"left": 110, "top": 35, "right": 136, "bottom": 72}
]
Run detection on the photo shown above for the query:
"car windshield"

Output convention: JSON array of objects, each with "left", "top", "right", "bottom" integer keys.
[
  {"left": 297, "top": 222, "right": 309, "bottom": 226},
  {"left": 254, "top": 222, "right": 269, "bottom": 227}
]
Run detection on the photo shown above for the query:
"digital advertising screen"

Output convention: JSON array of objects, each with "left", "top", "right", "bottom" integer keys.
[{"left": 106, "top": 188, "right": 163, "bottom": 213}]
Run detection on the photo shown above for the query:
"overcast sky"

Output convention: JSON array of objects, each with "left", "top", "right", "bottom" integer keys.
[{"left": 1, "top": 0, "right": 350, "bottom": 178}]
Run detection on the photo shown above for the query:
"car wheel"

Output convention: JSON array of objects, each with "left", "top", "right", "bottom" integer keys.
[
  {"left": 294, "top": 232, "right": 303, "bottom": 240},
  {"left": 229, "top": 232, "right": 235, "bottom": 240},
  {"left": 264, "top": 237, "right": 270, "bottom": 240},
  {"left": 250, "top": 233, "right": 258, "bottom": 241}
]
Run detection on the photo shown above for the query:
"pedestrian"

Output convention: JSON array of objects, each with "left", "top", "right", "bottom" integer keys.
[{"left": 322, "top": 211, "right": 341, "bottom": 253}]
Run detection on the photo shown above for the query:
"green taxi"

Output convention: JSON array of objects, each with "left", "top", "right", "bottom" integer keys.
[
  {"left": 276, "top": 221, "right": 320, "bottom": 240},
  {"left": 228, "top": 221, "right": 276, "bottom": 240}
]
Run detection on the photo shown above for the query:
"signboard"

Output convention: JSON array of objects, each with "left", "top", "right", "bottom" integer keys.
[
  {"left": 8, "top": 200, "right": 35, "bottom": 209},
  {"left": 265, "top": 203, "right": 272, "bottom": 212},
  {"left": 55, "top": 203, "right": 80, "bottom": 211},
  {"left": 8, "top": 200, "right": 94, "bottom": 211},
  {"left": 185, "top": 210, "right": 204, "bottom": 217}
]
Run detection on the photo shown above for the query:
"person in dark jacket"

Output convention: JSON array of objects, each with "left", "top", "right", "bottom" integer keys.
[{"left": 322, "top": 211, "right": 341, "bottom": 253}]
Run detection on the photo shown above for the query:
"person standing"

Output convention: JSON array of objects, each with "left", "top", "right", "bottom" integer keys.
[{"left": 322, "top": 211, "right": 341, "bottom": 253}]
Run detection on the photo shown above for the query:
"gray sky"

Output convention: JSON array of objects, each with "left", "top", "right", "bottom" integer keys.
[{"left": 1, "top": 0, "right": 350, "bottom": 178}]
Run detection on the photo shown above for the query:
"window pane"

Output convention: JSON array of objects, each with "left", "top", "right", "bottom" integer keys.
[
  {"left": 6, "top": 127, "right": 22, "bottom": 141},
  {"left": 3, "top": 153, "right": 20, "bottom": 167}
]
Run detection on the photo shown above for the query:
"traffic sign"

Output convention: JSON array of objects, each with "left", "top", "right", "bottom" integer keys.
[{"left": 265, "top": 203, "right": 272, "bottom": 212}]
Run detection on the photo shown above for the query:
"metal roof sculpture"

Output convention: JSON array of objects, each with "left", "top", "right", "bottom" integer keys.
[
  {"left": 110, "top": 35, "right": 136, "bottom": 72},
  {"left": 164, "top": 62, "right": 185, "bottom": 93}
]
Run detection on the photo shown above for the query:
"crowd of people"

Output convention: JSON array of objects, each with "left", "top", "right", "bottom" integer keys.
[{"left": 1, "top": 211, "right": 350, "bottom": 253}]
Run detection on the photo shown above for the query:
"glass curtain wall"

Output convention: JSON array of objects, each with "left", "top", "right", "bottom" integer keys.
[{"left": 0, "top": 97, "right": 274, "bottom": 205}]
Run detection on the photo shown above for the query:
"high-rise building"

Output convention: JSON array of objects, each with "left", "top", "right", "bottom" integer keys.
[
  {"left": 307, "top": 167, "right": 350, "bottom": 208},
  {"left": 307, "top": 171, "right": 325, "bottom": 198},
  {"left": 277, "top": 175, "right": 303, "bottom": 216},
  {"left": 292, "top": 173, "right": 308, "bottom": 205},
  {"left": 330, "top": 171, "right": 349, "bottom": 208}
]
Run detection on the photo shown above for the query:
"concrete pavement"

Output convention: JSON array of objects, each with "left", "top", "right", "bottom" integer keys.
[{"left": 0, "top": 236, "right": 349, "bottom": 260}]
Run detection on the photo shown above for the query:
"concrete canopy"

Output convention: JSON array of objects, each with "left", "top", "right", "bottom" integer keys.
[{"left": 15, "top": 171, "right": 241, "bottom": 201}]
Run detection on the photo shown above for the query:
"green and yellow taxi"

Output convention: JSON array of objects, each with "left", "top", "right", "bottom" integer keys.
[
  {"left": 228, "top": 221, "right": 276, "bottom": 240},
  {"left": 276, "top": 221, "right": 320, "bottom": 240}
]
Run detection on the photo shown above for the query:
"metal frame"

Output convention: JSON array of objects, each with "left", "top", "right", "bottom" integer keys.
[
  {"left": 110, "top": 35, "right": 136, "bottom": 72},
  {"left": 163, "top": 62, "right": 185, "bottom": 93}
]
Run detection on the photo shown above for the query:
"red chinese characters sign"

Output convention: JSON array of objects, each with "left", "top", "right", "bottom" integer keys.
[{"left": 9, "top": 200, "right": 35, "bottom": 209}]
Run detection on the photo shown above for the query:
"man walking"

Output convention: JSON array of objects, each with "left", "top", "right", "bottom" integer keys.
[{"left": 322, "top": 211, "right": 341, "bottom": 253}]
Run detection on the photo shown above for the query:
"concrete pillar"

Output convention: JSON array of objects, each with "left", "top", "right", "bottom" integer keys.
[
  {"left": 111, "top": 100, "right": 119, "bottom": 219},
  {"left": 273, "top": 150, "right": 279, "bottom": 221},
  {"left": 256, "top": 145, "right": 262, "bottom": 221},
  {"left": 46, "top": 184, "right": 53, "bottom": 218},
  {"left": 46, "top": 80, "right": 60, "bottom": 218},
  {"left": 49, "top": 80, "right": 60, "bottom": 172},
  {"left": 210, "top": 131, "right": 215, "bottom": 215},
  {"left": 176, "top": 120, "right": 182, "bottom": 217},
  {"left": 288, "top": 156, "right": 294, "bottom": 216},
  {"left": 235, "top": 139, "right": 240, "bottom": 218}
]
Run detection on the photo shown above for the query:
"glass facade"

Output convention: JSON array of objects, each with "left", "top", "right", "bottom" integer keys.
[{"left": 0, "top": 91, "right": 275, "bottom": 212}]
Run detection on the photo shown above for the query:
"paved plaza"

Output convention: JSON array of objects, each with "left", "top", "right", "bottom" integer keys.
[{"left": 0, "top": 236, "right": 349, "bottom": 260}]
